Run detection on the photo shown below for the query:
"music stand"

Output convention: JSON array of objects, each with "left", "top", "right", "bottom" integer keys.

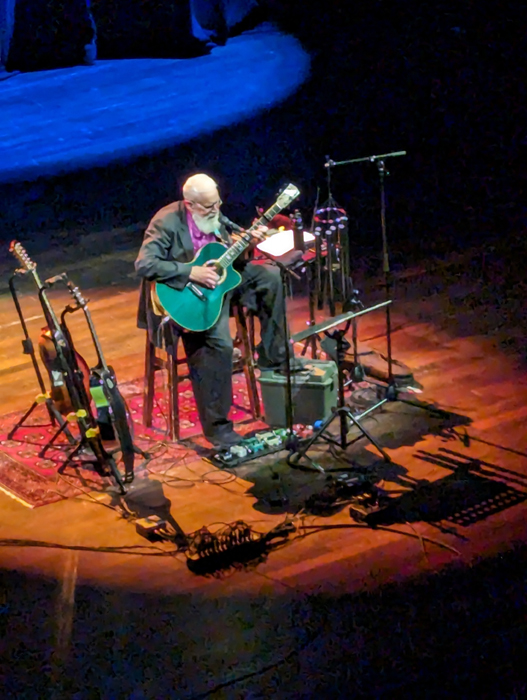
[{"left": 287, "top": 301, "right": 392, "bottom": 473}]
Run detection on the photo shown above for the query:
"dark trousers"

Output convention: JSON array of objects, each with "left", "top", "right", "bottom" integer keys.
[{"left": 181, "top": 262, "right": 286, "bottom": 440}]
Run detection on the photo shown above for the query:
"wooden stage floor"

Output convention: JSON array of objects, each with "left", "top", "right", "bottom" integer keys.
[{"left": 1, "top": 227, "right": 527, "bottom": 696}]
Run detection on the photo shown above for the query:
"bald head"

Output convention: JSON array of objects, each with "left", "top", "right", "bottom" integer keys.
[
  {"left": 182, "top": 173, "right": 219, "bottom": 201},
  {"left": 183, "top": 173, "right": 222, "bottom": 234}
]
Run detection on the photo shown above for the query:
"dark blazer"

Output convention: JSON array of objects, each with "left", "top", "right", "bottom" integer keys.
[{"left": 135, "top": 200, "right": 231, "bottom": 337}]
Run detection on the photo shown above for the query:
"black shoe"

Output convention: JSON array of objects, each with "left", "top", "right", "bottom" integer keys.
[{"left": 207, "top": 430, "right": 243, "bottom": 450}]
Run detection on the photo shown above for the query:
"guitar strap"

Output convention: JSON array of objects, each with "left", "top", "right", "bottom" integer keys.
[{"left": 150, "top": 281, "right": 165, "bottom": 317}]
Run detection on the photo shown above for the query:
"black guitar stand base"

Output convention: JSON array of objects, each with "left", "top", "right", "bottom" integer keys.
[
  {"left": 7, "top": 394, "right": 76, "bottom": 444},
  {"left": 37, "top": 412, "right": 127, "bottom": 493}
]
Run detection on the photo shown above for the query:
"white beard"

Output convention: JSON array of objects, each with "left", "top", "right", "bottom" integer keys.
[{"left": 192, "top": 210, "right": 220, "bottom": 234}]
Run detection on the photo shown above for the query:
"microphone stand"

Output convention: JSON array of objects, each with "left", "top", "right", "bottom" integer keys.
[
  {"left": 327, "top": 150, "right": 449, "bottom": 419},
  {"left": 255, "top": 247, "right": 302, "bottom": 452}
]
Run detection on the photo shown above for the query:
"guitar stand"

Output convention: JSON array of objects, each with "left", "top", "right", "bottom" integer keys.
[
  {"left": 7, "top": 274, "right": 76, "bottom": 444},
  {"left": 8, "top": 395, "right": 75, "bottom": 444},
  {"left": 36, "top": 406, "right": 126, "bottom": 491},
  {"left": 41, "top": 290, "right": 128, "bottom": 493},
  {"left": 60, "top": 292, "right": 149, "bottom": 484},
  {"left": 288, "top": 301, "right": 393, "bottom": 473},
  {"left": 43, "top": 413, "right": 139, "bottom": 490}
]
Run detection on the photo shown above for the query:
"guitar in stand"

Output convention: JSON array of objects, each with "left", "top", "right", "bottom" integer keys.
[
  {"left": 155, "top": 183, "right": 300, "bottom": 332},
  {"left": 9, "top": 241, "right": 127, "bottom": 493},
  {"left": 37, "top": 321, "right": 91, "bottom": 415},
  {"left": 7, "top": 273, "right": 75, "bottom": 444},
  {"left": 64, "top": 280, "right": 149, "bottom": 483}
]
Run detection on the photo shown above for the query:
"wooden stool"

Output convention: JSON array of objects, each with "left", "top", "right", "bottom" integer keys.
[{"left": 143, "top": 306, "right": 261, "bottom": 441}]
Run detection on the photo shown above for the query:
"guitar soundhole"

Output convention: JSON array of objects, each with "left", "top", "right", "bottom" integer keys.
[{"left": 206, "top": 260, "right": 225, "bottom": 281}]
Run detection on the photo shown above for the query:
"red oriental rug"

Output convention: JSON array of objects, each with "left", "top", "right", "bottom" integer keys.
[{"left": 0, "top": 373, "right": 266, "bottom": 508}]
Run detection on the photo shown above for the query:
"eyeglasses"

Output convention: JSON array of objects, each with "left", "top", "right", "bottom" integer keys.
[{"left": 189, "top": 198, "right": 222, "bottom": 212}]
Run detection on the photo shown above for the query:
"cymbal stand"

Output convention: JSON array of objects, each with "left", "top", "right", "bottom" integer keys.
[
  {"left": 315, "top": 156, "right": 352, "bottom": 313},
  {"left": 7, "top": 273, "right": 75, "bottom": 443},
  {"left": 325, "top": 224, "right": 337, "bottom": 316},
  {"left": 343, "top": 288, "right": 366, "bottom": 384},
  {"left": 300, "top": 259, "right": 319, "bottom": 359},
  {"left": 338, "top": 212, "right": 352, "bottom": 302}
]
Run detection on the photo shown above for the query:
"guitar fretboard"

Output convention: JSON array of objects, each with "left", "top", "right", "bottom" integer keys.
[{"left": 216, "top": 197, "right": 295, "bottom": 269}]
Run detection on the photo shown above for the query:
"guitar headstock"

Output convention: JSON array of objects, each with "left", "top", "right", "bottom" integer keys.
[
  {"left": 276, "top": 183, "right": 300, "bottom": 209},
  {"left": 67, "top": 282, "right": 87, "bottom": 309},
  {"left": 9, "top": 240, "right": 36, "bottom": 272}
]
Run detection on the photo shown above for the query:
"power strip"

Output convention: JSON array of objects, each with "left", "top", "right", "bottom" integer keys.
[{"left": 209, "top": 429, "right": 296, "bottom": 468}]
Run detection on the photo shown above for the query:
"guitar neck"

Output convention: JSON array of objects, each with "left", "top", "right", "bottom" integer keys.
[
  {"left": 216, "top": 199, "right": 288, "bottom": 269},
  {"left": 30, "top": 268, "right": 65, "bottom": 340},
  {"left": 82, "top": 304, "right": 109, "bottom": 373}
]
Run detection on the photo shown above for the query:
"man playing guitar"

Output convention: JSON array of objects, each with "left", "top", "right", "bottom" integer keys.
[{"left": 135, "top": 173, "right": 298, "bottom": 450}]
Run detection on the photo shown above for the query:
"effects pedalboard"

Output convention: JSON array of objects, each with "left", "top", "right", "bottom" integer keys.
[{"left": 209, "top": 429, "right": 297, "bottom": 468}]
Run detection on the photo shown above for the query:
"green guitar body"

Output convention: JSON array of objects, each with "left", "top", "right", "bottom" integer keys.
[{"left": 155, "top": 241, "right": 242, "bottom": 332}]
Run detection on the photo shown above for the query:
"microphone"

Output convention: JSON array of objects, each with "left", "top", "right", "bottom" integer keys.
[{"left": 219, "top": 213, "right": 243, "bottom": 232}]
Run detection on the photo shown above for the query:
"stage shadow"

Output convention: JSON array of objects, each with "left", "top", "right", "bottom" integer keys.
[
  {"left": 243, "top": 401, "right": 472, "bottom": 518},
  {"left": 363, "top": 447, "right": 527, "bottom": 529}
]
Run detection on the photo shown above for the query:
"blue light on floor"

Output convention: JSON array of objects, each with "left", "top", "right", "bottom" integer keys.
[{"left": 0, "top": 25, "right": 310, "bottom": 183}]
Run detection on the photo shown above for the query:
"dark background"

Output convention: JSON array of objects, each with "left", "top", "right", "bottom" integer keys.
[{"left": 1, "top": 0, "right": 526, "bottom": 261}]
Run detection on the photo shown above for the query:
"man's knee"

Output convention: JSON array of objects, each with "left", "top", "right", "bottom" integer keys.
[
  {"left": 208, "top": 332, "right": 234, "bottom": 360},
  {"left": 258, "top": 263, "right": 282, "bottom": 293}
]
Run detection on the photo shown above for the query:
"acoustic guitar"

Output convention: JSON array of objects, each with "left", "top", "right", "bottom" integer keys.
[
  {"left": 66, "top": 281, "right": 137, "bottom": 482},
  {"left": 9, "top": 241, "right": 90, "bottom": 415},
  {"left": 155, "top": 183, "right": 300, "bottom": 332}
]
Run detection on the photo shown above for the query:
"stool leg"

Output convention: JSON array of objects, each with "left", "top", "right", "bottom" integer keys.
[
  {"left": 248, "top": 314, "right": 256, "bottom": 353},
  {"left": 166, "top": 341, "right": 180, "bottom": 442},
  {"left": 143, "top": 337, "right": 156, "bottom": 428},
  {"left": 234, "top": 307, "right": 261, "bottom": 419}
]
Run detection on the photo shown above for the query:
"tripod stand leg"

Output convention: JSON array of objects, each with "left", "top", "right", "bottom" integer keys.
[
  {"left": 59, "top": 438, "right": 127, "bottom": 494},
  {"left": 57, "top": 440, "right": 84, "bottom": 472},
  {"left": 8, "top": 401, "right": 38, "bottom": 440},
  {"left": 344, "top": 408, "right": 392, "bottom": 462},
  {"left": 106, "top": 455, "right": 126, "bottom": 494},
  {"left": 47, "top": 401, "right": 76, "bottom": 444},
  {"left": 39, "top": 419, "right": 72, "bottom": 458},
  {"left": 287, "top": 407, "right": 346, "bottom": 472}
]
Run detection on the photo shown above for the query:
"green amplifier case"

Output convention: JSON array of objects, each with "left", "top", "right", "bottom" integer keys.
[{"left": 257, "top": 358, "right": 338, "bottom": 427}]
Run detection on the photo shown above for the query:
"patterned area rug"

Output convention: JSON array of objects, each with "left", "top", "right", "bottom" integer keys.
[{"left": 0, "top": 374, "right": 265, "bottom": 508}]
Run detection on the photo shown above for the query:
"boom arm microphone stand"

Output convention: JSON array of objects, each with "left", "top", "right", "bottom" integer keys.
[{"left": 329, "top": 150, "right": 449, "bottom": 418}]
